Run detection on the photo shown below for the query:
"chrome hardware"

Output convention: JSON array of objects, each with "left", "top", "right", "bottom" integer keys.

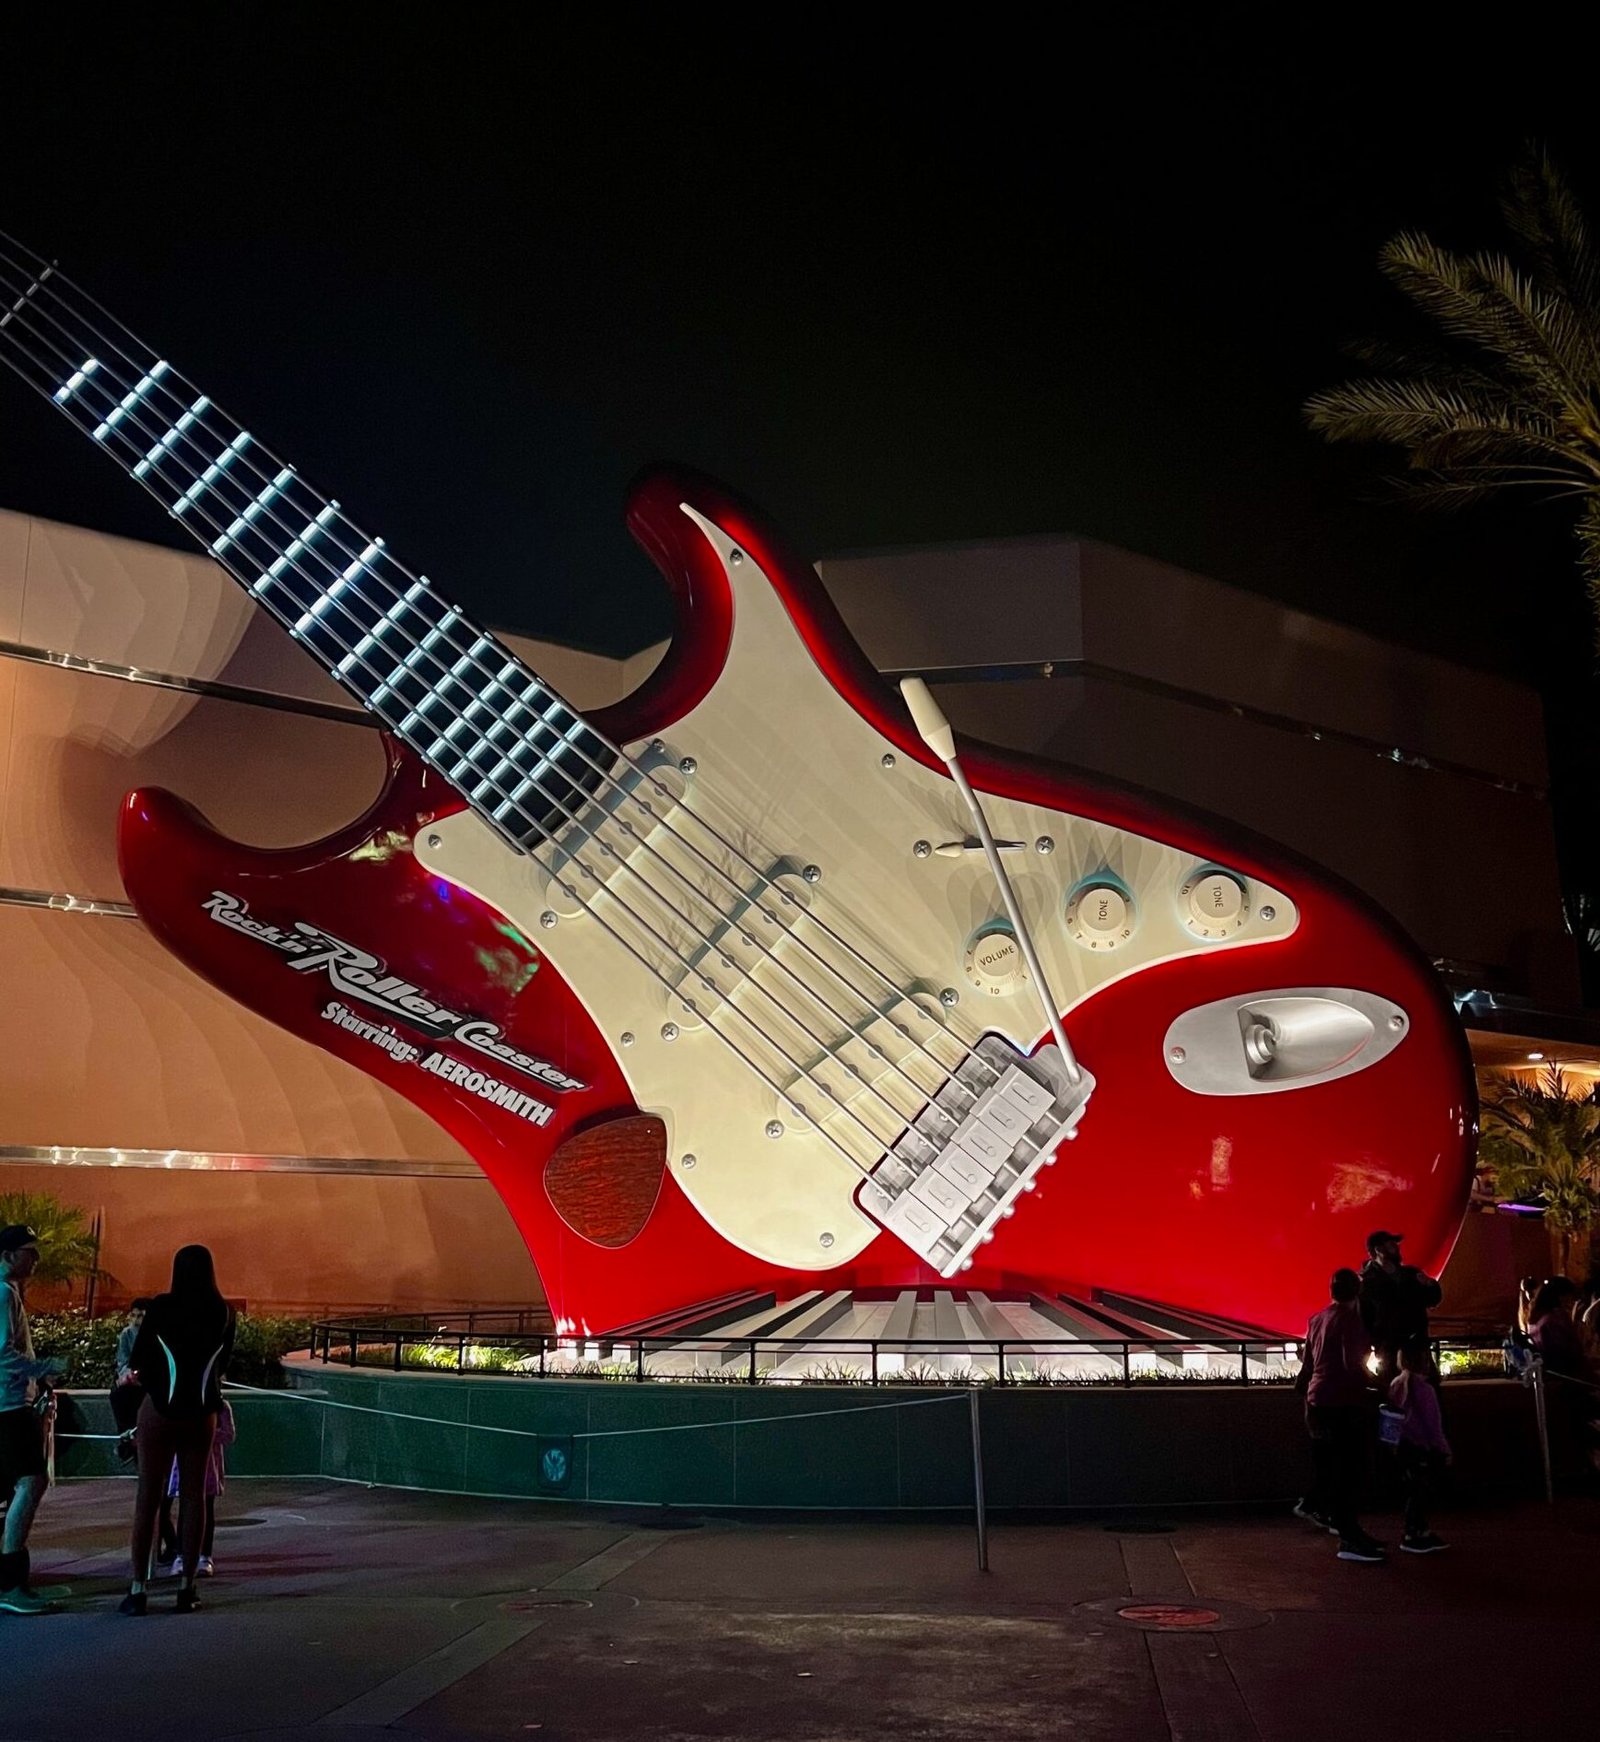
[
  {"left": 880, "top": 752, "right": 896, "bottom": 769},
  {"left": 424, "top": 833, "right": 441, "bottom": 850},
  {"left": 935, "top": 837, "right": 1023, "bottom": 857},
  {"left": 729, "top": 548, "right": 744, "bottom": 566},
  {"left": 681, "top": 1153, "right": 696, "bottom": 1169},
  {"left": 858, "top": 1034, "right": 1095, "bottom": 1277},
  {"left": 802, "top": 864, "right": 822, "bottom": 884},
  {"left": 913, "top": 840, "right": 932, "bottom": 859},
  {"left": 1260, "top": 904, "right": 1277, "bottom": 922},
  {"left": 939, "top": 987, "right": 960, "bottom": 1007},
  {"left": 1164, "top": 988, "right": 1409, "bottom": 1096},
  {"left": 660, "top": 1022, "right": 679, "bottom": 1042},
  {"left": 765, "top": 1119, "right": 784, "bottom": 1139},
  {"left": 819, "top": 1231, "right": 835, "bottom": 1249},
  {"left": 538, "top": 911, "right": 558, "bottom": 929},
  {"left": 620, "top": 1031, "right": 635, "bottom": 1047},
  {"left": 678, "top": 756, "right": 697, "bottom": 776},
  {"left": 1035, "top": 836, "right": 1055, "bottom": 854}
]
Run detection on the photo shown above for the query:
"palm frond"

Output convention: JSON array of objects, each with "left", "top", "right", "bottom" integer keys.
[
  {"left": 1380, "top": 234, "right": 1597, "bottom": 416},
  {"left": 1501, "top": 145, "right": 1600, "bottom": 312}
]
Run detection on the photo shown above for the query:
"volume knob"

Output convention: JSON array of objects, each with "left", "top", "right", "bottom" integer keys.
[
  {"left": 1065, "top": 883, "right": 1135, "bottom": 951},
  {"left": 964, "top": 924, "right": 1028, "bottom": 996}
]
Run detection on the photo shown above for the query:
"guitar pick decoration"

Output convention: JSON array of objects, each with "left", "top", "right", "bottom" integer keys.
[{"left": 543, "top": 1114, "right": 666, "bottom": 1248}]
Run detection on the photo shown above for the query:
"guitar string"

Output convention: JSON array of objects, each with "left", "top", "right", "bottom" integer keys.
[
  {"left": 0, "top": 245, "right": 999, "bottom": 1130},
  {"left": 0, "top": 235, "right": 1002, "bottom": 1116},
  {"left": 0, "top": 277, "right": 981, "bottom": 1173}
]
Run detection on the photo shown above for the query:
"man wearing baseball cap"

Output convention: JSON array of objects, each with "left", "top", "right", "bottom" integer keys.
[
  {"left": 0, "top": 1224, "right": 66, "bottom": 1614},
  {"left": 1359, "top": 1231, "right": 1443, "bottom": 1386}
]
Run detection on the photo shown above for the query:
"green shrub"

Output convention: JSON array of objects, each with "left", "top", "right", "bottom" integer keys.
[{"left": 30, "top": 1310, "right": 311, "bottom": 1389}]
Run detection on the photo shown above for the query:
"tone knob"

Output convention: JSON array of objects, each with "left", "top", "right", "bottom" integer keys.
[
  {"left": 1181, "top": 868, "right": 1249, "bottom": 939},
  {"left": 964, "top": 924, "right": 1029, "bottom": 996},
  {"left": 1065, "top": 882, "right": 1135, "bottom": 951}
]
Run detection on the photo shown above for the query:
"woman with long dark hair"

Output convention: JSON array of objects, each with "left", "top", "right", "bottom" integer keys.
[{"left": 119, "top": 1245, "right": 234, "bottom": 1615}]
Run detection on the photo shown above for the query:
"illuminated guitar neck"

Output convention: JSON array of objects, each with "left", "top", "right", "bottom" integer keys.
[{"left": 0, "top": 237, "right": 608, "bottom": 849}]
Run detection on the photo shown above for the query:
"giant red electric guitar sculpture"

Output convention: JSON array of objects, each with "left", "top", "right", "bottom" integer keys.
[{"left": 0, "top": 236, "right": 1476, "bottom": 1335}]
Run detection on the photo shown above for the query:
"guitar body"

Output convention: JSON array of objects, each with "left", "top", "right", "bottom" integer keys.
[{"left": 119, "top": 468, "right": 1476, "bottom": 1336}]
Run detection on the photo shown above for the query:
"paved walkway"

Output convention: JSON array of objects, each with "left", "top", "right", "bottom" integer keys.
[{"left": 6, "top": 1480, "right": 1595, "bottom": 1739}]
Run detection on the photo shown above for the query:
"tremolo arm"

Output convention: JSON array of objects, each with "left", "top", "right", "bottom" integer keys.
[{"left": 854, "top": 682, "right": 1094, "bottom": 1276}]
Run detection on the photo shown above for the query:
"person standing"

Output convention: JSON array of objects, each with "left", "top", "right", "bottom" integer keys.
[
  {"left": 1387, "top": 1337, "right": 1451, "bottom": 1554},
  {"left": 1529, "top": 1276, "right": 1600, "bottom": 1480},
  {"left": 119, "top": 1246, "right": 234, "bottom": 1616},
  {"left": 1296, "top": 1267, "right": 1386, "bottom": 1563},
  {"left": 0, "top": 1225, "right": 66, "bottom": 1615},
  {"left": 1359, "top": 1231, "right": 1443, "bottom": 1384},
  {"left": 110, "top": 1298, "right": 155, "bottom": 1463}
]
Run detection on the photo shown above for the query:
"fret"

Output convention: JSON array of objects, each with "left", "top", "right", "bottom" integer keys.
[{"left": 0, "top": 244, "right": 617, "bottom": 849}]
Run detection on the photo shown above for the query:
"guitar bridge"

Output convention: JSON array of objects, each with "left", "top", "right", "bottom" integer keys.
[{"left": 857, "top": 1034, "right": 1094, "bottom": 1276}]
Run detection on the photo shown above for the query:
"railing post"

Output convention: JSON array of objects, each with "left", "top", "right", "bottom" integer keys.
[
  {"left": 539, "top": 1336, "right": 547, "bottom": 1377},
  {"left": 748, "top": 1339, "right": 757, "bottom": 1384},
  {"left": 1533, "top": 1358, "right": 1555, "bottom": 1505},
  {"left": 1240, "top": 1342, "right": 1249, "bottom": 1385},
  {"left": 871, "top": 1340, "right": 879, "bottom": 1386},
  {"left": 1121, "top": 1342, "right": 1131, "bottom": 1386},
  {"left": 349, "top": 1330, "right": 357, "bottom": 1369},
  {"left": 997, "top": 1341, "right": 1006, "bottom": 1387},
  {"left": 393, "top": 1335, "right": 402, "bottom": 1372},
  {"left": 636, "top": 1340, "right": 645, "bottom": 1382},
  {"left": 969, "top": 1388, "right": 989, "bottom": 1573},
  {"left": 457, "top": 1334, "right": 466, "bottom": 1373}
]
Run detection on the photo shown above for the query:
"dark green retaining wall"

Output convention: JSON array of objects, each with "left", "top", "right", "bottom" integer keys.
[{"left": 53, "top": 1368, "right": 1547, "bottom": 1511}]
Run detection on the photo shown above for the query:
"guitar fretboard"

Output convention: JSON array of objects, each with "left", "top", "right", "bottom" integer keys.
[{"left": 0, "top": 237, "right": 610, "bottom": 848}]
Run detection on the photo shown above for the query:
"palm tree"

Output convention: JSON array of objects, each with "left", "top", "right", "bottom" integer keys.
[
  {"left": 0, "top": 1190, "right": 103, "bottom": 1288},
  {"left": 1304, "top": 148, "right": 1600, "bottom": 642},
  {"left": 1477, "top": 1066, "right": 1600, "bottom": 1273}
]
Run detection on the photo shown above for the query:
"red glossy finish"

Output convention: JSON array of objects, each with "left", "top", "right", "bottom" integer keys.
[{"left": 118, "top": 469, "right": 1477, "bottom": 1336}]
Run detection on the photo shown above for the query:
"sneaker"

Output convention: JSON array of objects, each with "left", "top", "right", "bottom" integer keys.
[
  {"left": 1336, "top": 1535, "right": 1387, "bottom": 1563},
  {"left": 196, "top": 1556, "right": 215, "bottom": 1578},
  {"left": 0, "top": 1586, "right": 52, "bottom": 1615},
  {"left": 1400, "top": 1532, "right": 1449, "bottom": 1554},
  {"left": 117, "top": 1590, "right": 148, "bottom": 1617},
  {"left": 1292, "top": 1499, "right": 1335, "bottom": 1532},
  {"left": 163, "top": 1556, "right": 185, "bottom": 1580}
]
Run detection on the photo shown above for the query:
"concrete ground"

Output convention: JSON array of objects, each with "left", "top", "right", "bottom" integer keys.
[{"left": 6, "top": 1480, "right": 1595, "bottom": 1741}]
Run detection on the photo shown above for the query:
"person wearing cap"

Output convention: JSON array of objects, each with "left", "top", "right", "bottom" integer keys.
[
  {"left": 1359, "top": 1231, "right": 1442, "bottom": 1386},
  {"left": 0, "top": 1225, "right": 67, "bottom": 1615}
]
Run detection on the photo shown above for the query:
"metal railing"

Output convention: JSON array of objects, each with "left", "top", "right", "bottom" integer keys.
[{"left": 306, "top": 1316, "right": 1513, "bottom": 1388}]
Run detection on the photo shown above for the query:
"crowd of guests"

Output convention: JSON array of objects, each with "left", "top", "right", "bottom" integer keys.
[
  {"left": 0, "top": 1224, "right": 235, "bottom": 1616},
  {"left": 1294, "top": 1228, "right": 1600, "bottom": 1567}
]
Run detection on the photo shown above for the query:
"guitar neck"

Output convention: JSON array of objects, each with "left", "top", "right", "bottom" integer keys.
[{"left": 0, "top": 234, "right": 609, "bottom": 849}]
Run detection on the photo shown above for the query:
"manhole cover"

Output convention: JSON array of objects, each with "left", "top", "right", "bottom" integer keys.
[
  {"left": 1117, "top": 1604, "right": 1221, "bottom": 1628},
  {"left": 503, "top": 1596, "right": 593, "bottom": 1612},
  {"left": 1079, "top": 1595, "right": 1269, "bottom": 1633}
]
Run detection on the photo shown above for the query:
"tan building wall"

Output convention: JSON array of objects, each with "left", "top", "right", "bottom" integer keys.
[{"left": 0, "top": 505, "right": 664, "bottom": 1315}]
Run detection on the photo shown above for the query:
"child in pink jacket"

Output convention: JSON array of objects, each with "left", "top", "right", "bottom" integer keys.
[{"left": 1387, "top": 1339, "right": 1450, "bottom": 1555}]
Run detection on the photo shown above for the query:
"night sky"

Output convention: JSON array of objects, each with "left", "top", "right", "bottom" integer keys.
[{"left": 4, "top": 12, "right": 1598, "bottom": 873}]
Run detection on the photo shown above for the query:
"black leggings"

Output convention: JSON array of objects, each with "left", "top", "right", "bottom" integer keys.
[{"left": 130, "top": 1396, "right": 215, "bottom": 1589}]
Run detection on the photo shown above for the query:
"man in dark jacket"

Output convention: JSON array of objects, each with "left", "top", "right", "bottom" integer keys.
[{"left": 1360, "top": 1231, "right": 1443, "bottom": 1384}]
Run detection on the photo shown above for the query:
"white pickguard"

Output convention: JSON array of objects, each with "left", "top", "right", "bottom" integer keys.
[{"left": 422, "top": 506, "right": 1297, "bottom": 1270}]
